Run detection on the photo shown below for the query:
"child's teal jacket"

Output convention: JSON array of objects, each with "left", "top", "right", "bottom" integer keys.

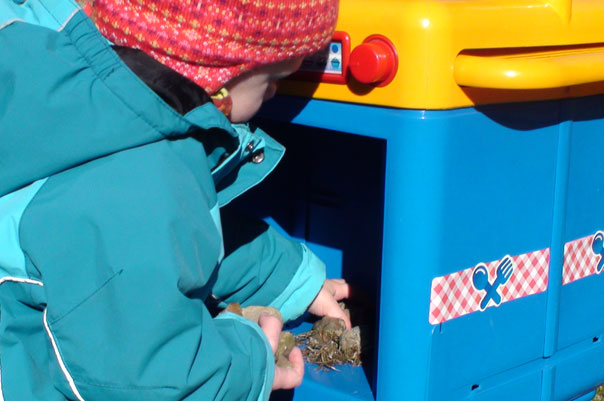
[{"left": 0, "top": 1, "right": 326, "bottom": 400}]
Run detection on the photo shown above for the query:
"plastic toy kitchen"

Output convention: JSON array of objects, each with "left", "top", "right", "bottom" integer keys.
[{"left": 250, "top": 0, "right": 604, "bottom": 400}]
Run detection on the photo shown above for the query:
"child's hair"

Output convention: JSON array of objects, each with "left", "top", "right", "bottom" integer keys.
[{"left": 91, "top": 0, "right": 339, "bottom": 94}]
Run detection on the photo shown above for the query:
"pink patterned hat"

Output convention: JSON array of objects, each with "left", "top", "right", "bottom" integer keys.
[{"left": 93, "top": 0, "right": 339, "bottom": 94}]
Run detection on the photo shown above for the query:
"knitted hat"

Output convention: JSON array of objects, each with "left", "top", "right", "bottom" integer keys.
[{"left": 92, "top": 0, "right": 339, "bottom": 94}]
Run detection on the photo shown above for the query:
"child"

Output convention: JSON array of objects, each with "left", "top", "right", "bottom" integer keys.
[{"left": 0, "top": 0, "right": 350, "bottom": 400}]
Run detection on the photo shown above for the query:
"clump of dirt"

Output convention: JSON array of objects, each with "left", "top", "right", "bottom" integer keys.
[
  {"left": 295, "top": 303, "right": 366, "bottom": 370},
  {"left": 222, "top": 301, "right": 370, "bottom": 370},
  {"left": 276, "top": 331, "right": 296, "bottom": 368},
  {"left": 222, "top": 303, "right": 295, "bottom": 368}
]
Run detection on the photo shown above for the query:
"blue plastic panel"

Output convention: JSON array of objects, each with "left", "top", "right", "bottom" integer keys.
[
  {"left": 447, "top": 368, "right": 542, "bottom": 401},
  {"left": 429, "top": 294, "right": 548, "bottom": 401},
  {"left": 407, "top": 102, "right": 558, "bottom": 400},
  {"left": 552, "top": 335, "right": 604, "bottom": 401},
  {"left": 559, "top": 95, "right": 604, "bottom": 351}
]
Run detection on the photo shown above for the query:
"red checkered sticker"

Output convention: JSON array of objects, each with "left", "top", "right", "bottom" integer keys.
[
  {"left": 429, "top": 249, "right": 550, "bottom": 325},
  {"left": 563, "top": 232, "right": 604, "bottom": 284},
  {"left": 429, "top": 232, "right": 604, "bottom": 325}
]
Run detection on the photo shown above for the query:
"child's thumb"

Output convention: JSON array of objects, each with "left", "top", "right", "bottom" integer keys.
[{"left": 259, "top": 313, "right": 282, "bottom": 353}]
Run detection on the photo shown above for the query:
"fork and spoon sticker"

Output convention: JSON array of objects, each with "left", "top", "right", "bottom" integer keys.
[
  {"left": 472, "top": 256, "right": 515, "bottom": 311},
  {"left": 591, "top": 231, "right": 604, "bottom": 273}
]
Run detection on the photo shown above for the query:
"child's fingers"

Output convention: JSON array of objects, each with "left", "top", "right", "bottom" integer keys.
[
  {"left": 273, "top": 367, "right": 303, "bottom": 390},
  {"left": 335, "top": 308, "right": 352, "bottom": 330},
  {"left": 308, "top": 286, "right": 353, "bottom": 329},
  {"left": 273, "top": 348, "right": 304, "bottom": 390},
  {"left": 288, "top": 347, "right": 305, "bottom": 379},
  {"left": 325, "top": 279, "right": 351, "bottom": 301},
  {"left": 322, "top": 294, "right": 352, "bottom": 330},
  {"left": 333, "top": 281, "right": 351, "bottom": 301},
  {"left": 258, "top": 313, "right": 282, "bottom": 354}
]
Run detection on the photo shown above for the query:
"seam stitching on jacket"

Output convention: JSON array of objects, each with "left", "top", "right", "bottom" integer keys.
[
  {"left": 0, "top": 277, "right": 43, "bottom": 287},
  {"left": 0, "top": 19, "right": 24, "bottom": 31},
  {"left": 49, "top": 269, "right": 124, "bottom": 325},
  {"left": 64, "top": 379, "right": 179, "bottom": 391},
  {"left": 0, "top": 279, "right": 43, "bottom": 401},
  {"left": 43, "top": 310, "right": 86, "bottom": 401},
  {"left": 18, "top": 179, "right": 49, "bottom": 288},
  {"left": 57, "top": 7, "right": 80, "bottom": 32}
]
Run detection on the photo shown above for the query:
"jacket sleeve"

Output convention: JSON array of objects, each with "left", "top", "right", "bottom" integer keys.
[
  {"left": 213, "top": 207, "right": 326, "bottom": 322},
  {"left": 19, "top": 140, "right": 274, "bottom": 401}
]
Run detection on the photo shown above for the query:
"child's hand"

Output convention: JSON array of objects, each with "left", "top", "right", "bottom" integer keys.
[
  {"left": 307, "top": 279, "right": 352, "bottom": 330},
  {"left": 258, "top": 313, "right": 305, "bottom": 390}
]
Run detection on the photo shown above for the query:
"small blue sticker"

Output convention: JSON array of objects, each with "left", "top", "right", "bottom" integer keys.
[
  {"left": 472, "top": 256, "right": 515, "bottom": 310},
  {"left": 591, "top": 231, "right": 604, "bottom": 273}
]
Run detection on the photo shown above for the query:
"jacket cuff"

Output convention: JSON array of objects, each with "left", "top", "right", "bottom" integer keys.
[
  {"left": 269, "top": 244, "right": 326, "bottom": 322},
  {"left": 215, "top": 312, "right": 275, "bottom": 401}
]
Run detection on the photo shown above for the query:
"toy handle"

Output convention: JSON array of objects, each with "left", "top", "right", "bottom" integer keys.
[{"left": 454, "top": 47, "right": 604, "bottom": 90}]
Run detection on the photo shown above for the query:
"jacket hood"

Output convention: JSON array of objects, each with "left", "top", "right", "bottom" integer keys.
[{"left": 0, "top": 11, "right": 236, "bottom": 198}]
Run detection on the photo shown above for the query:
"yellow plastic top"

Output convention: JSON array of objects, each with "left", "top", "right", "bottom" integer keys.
[{"left": 279, "top": 0, "right": 604, "bottom": 109}]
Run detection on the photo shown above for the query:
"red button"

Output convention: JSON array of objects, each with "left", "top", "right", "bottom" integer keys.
[{"left": 349, "top": 35, "right": 398, "bottom": 87}]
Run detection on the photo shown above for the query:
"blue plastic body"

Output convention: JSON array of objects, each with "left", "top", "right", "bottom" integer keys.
[{"left": 251, "top": 94, "right": 604, "bottom": 401}]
